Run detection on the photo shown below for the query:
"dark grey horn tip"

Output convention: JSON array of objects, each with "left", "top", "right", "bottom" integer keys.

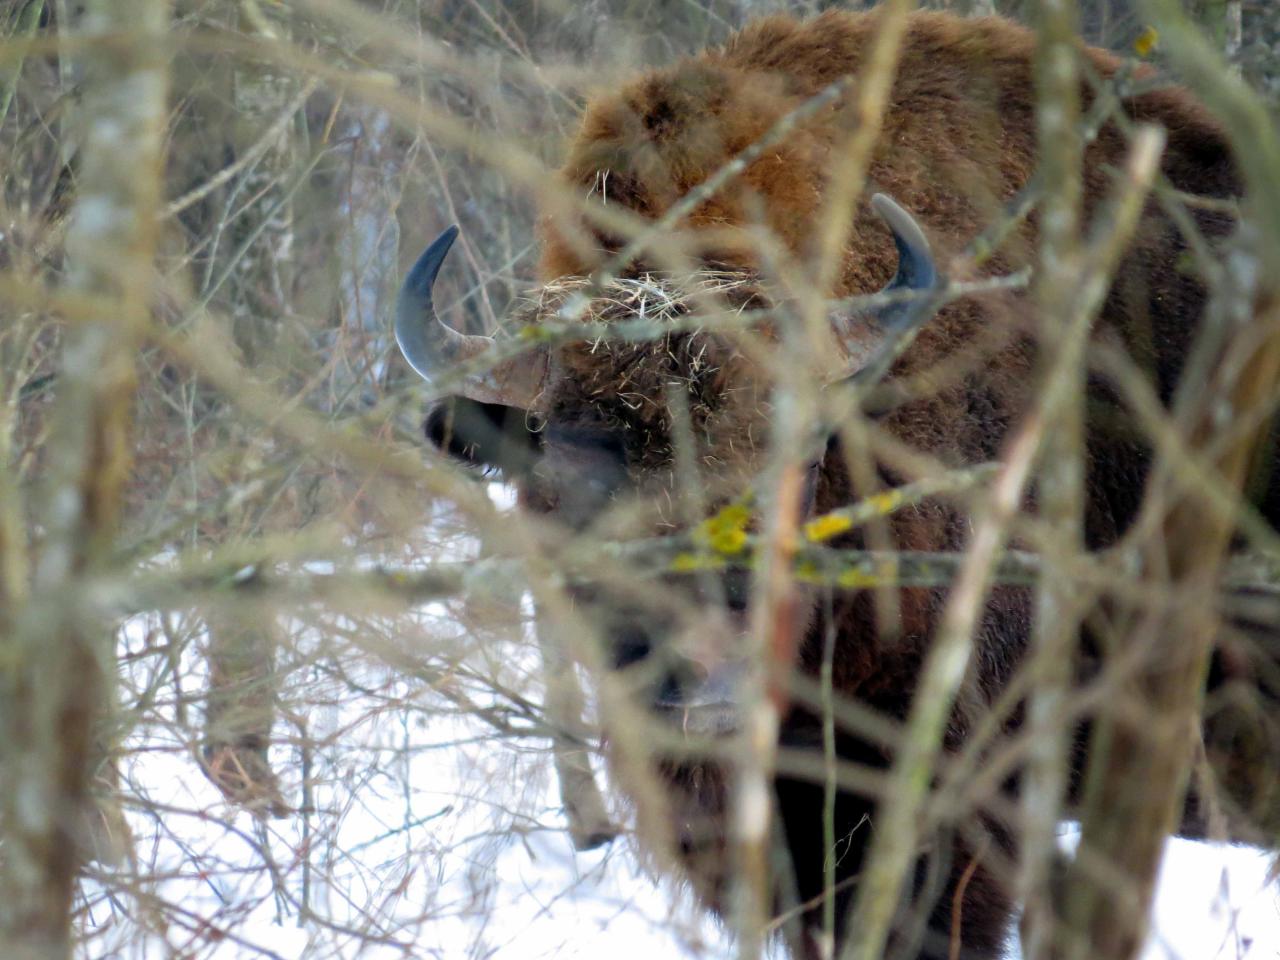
[{"left": 403, "top": 224, "right": 460, "bottom": 304}]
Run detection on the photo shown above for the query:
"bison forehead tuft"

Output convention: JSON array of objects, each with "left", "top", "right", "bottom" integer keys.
[{"left": 520, "top": 273, "right": 774, "bottom": 474}]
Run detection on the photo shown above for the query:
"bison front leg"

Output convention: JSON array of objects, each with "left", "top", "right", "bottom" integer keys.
[{"left": 772, "top": 739, "right": 1017, "bottom": 960}]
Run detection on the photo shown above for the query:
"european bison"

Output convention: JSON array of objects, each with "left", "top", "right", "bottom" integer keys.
[{"left": 396, "top": 9, "right": 1279, "bottom": 959}]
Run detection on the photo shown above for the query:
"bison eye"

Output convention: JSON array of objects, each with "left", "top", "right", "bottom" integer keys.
[{"left": 424, "top": 397, "right": 541, "bottom": 477}]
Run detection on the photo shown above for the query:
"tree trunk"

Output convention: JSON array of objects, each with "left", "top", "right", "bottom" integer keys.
[
  {"left": 0, "top": 0, "right": 168, "bottom": 954},
  {"left": 197, "top": 0, "right": 297, "bottom": 820}
]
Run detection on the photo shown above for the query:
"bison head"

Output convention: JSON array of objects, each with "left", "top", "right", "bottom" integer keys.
[{"left": 395, "top": 196, "right": 937, "bottom": 906}]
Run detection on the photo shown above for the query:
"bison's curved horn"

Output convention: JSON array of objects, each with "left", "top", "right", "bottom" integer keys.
[
  {"left": 395, "top": 225, "right": 546, "bottom": 408},
  {"left": 867, "top": 193, "right": 937, "bottom": 326},
  {"left": 828, "top": 194, "right": 940, "bottom": 382}
]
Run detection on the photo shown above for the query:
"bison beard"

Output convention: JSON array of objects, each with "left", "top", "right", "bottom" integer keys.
[{"left": 397, "top": 9, "right": 1280, "bottom": 960}]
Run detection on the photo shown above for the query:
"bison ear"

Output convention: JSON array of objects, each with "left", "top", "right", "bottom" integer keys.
[{"left": 425, "top": 397, "right": 542, "bottom": 477}]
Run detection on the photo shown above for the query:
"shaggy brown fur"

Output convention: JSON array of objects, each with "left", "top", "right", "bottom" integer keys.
[
  {"left": 542, "top": 10, "right": 1236, "bottom": 286},
  {"left": 425, "top": 10, "right": 1278, "bottom": 960},
  {"left": 541, "top": 8, "right": 1243, "bottom": 542}
]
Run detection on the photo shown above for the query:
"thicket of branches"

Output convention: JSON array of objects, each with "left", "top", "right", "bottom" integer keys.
[{"left": 1, "top": 1, "right": 1279, "bottom": 959}]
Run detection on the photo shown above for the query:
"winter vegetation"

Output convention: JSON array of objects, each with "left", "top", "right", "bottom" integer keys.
[{"left": 1, "top": 1, "right": 1280, "bottom": 959}]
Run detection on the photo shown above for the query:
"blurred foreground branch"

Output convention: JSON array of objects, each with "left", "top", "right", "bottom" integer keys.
[
  {"left": 0, "top": 0, "right": 168, "bottom": 955},
  {"left": 1048, "top": 3, "right": 1280, "bottom": 956},
  {"left": 840, "top": 122, "right": 1167, "bottom": 960}
]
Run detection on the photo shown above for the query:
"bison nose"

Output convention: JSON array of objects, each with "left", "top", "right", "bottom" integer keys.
[
  {"left": 610, "top": 620, "right": 687, "bottom": 701},
  {"left": 611, "top": 622, "right": 656, "bottom": 670},
  {"left": 654, "top": 661, "right": 744, "bottom": 738},
  {"left": 607, "top": 614, "right": 742, "bottom": 737}
]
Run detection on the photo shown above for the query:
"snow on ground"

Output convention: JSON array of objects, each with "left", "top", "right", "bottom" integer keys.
[
  {"left": 94, "top": 627, "right": 1278, "bottom": 960},
  {"left": 1150, "top": 839, "right": 1278, "bottom": 960},
  {"left": 87, "top": 494, "right": 1278, "bottom": 959},
  {"left": 92, "top": 618, "right": 728, "bottom": 959},
  {"left": 1048, "top": 828, "right": 1278, "bottom": 960}
]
